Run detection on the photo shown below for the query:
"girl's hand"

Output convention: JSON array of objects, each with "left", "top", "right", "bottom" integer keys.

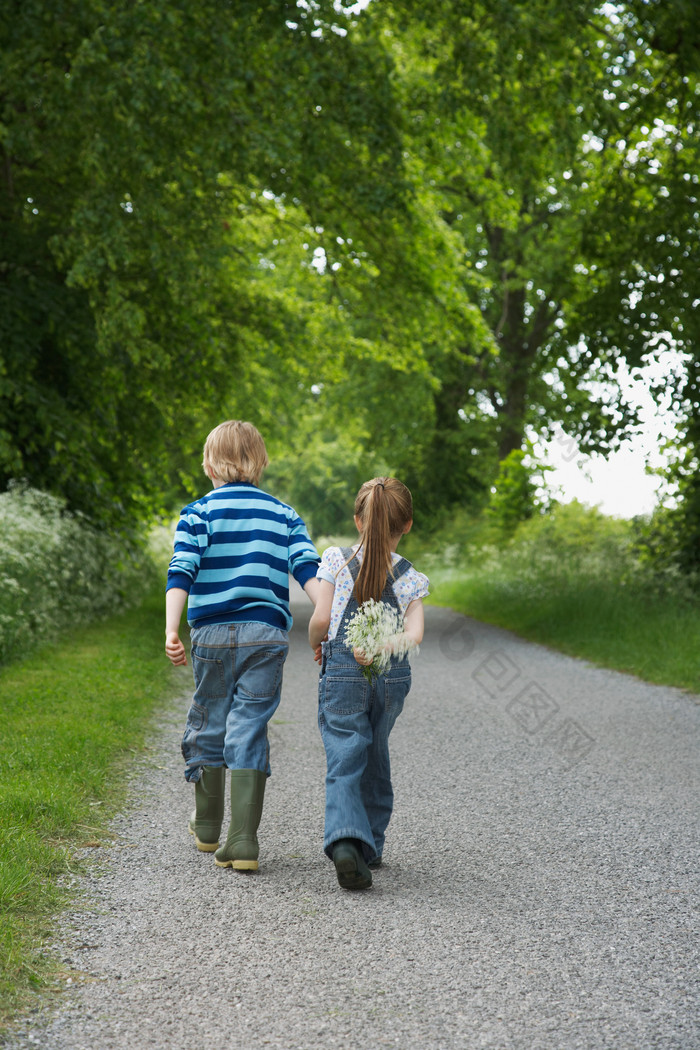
[
  {"left": 383, "top": 631, "right": 408, "bottom": 655},
  {"left": 353, "top": 647, "right": 374, "bottom": 666},
  {"left": 311, "top": 634, "right": 328, "bottom": 664}
]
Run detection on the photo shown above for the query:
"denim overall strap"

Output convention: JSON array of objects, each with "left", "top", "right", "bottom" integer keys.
[
  {"left": 329, "top": 548, "right": 413, "bottom": 661},
  {"left": 339, "top": 548, "right": 412, "bottom": 587}
]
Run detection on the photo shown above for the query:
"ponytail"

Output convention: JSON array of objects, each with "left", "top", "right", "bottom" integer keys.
[{"left": 352, "top": 478, "right": 413, "bottom": 604}]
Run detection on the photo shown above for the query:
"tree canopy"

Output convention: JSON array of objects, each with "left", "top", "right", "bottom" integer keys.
[
  {"left": 1, "top": 0, "right": 407, "bottom": 525},
  {"left": 1, "top": 0, "right": 698, "bottom": 561}
]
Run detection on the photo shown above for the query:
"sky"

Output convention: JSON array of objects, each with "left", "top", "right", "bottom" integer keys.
[
  {"left": 535, "top": 350, "right": 685, "bottom": 518},
  {"left": 541, "top": 432, "right": 667, "bottom": 518}
]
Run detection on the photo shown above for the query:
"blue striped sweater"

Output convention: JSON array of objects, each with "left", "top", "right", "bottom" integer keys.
[{"left": 166, "top": 482, "right": 320, "bottom": 631}]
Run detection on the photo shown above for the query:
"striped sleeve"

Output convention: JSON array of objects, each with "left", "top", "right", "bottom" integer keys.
[
  {"left": 166, "top": 508, "right": 208, "bottom": 592},
  {"left": 288, "top": 510, "right": 321, "bottom": 587}
]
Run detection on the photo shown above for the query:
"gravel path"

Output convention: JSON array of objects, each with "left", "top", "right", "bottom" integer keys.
[{"left": 4, "top": 589, "right": 699, "bottom": 1050}]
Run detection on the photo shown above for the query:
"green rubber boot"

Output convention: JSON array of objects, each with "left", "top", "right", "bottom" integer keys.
[
  {"left": 214, "top": 769, "right": 267, "bottom": 871},
  {"left": 188, "top": 765, "right": 226, "bottom": 852}
]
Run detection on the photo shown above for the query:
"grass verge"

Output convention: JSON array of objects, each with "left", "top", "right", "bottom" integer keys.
[
  {"left": 429, "top": 570, "right": 700, "bottom": 693},
  {"left": 0, "top": 581, "right": 187, "bottom": 1033}
]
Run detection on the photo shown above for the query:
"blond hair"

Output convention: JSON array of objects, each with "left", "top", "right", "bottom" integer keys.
[
  {"left": 202, "top": 420, "right": 269, "bottom": 486},
  {"left": 353, "top": 477, "right": 413, "bottom": 605}
]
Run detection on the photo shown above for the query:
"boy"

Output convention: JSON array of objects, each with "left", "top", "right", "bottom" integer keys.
[{"left": 165, "top": 420, "right": 320, "bottom": 871}]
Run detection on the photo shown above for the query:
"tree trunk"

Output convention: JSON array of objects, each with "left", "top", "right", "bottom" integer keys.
[{"left": 495, "top": 291, "right": 553, "bottom": 462}]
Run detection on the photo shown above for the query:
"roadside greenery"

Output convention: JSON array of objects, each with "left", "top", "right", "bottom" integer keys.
[
  {"left": 408, "top": 501, "right": 700, "bottom": 693},
  {"left": 0, "top": 577, "right": 185, "bottom": 1032},
  {"left": 0, "top": 483, "right": 154, "bottom": 665},
  {"left": 0, "top": 492, "right": 181, "bottom": 1027}
]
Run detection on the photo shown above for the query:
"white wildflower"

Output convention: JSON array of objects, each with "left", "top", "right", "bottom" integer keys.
[{"left": 344, "top": 598, "right": 418, "bottom": 680}]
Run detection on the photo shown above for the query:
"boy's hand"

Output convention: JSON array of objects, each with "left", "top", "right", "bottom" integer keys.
[{"left": 165, "top": 631, "right": 187, "bottom": 666}]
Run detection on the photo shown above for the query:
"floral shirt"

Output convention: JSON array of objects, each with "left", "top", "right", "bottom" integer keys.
[{"left": 317, "top": 545, "right": 430, "bottom": 641}]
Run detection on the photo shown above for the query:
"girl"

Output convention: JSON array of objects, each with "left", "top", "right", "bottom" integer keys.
[{"left": 309, "top": 477, "right": 429, "bottom": 890}]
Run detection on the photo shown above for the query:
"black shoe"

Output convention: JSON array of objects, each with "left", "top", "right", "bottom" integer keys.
[
  {"left": 368, "top": 856, "right": 382, "bottom": 870},
  {"left": 332, "top": 839, "right": 372, "bottom": 890}
]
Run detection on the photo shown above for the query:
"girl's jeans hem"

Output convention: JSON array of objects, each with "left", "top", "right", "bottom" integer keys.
[{"left": 323, "top": 828, "right": 377, "bottom": 862}]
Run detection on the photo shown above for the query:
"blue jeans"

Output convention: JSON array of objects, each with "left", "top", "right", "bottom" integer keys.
[
  {"left": 318, "top": 642, "right": 411, "bottom": 863},
  {"left": 181, "top": 622, "right": 289, "bottom": 783}
]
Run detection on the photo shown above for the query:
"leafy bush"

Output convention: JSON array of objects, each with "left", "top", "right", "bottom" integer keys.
[
  {"left": 408, "top": 498, "right": 698, "bottom": 603},
  {"left": 410, "top": 499, "right": 699, "bottom": 691},
  {"left": 0, "top": 483, "right": 158, "bottom": 665},
  {"left": 496, "top": 500, "right": 634, "bottom": 582}
]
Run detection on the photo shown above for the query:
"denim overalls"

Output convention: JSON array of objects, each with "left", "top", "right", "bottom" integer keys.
[{"left": 318, "top": 549, "right": 413, "bottom": 864}]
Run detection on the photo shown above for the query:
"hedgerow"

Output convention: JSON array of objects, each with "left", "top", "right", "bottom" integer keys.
[{"left": 0, "top": 483, "right": 158, "bottom": 665}]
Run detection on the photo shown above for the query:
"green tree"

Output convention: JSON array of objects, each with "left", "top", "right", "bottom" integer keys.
[
  {"left": 0, "top": 0, "right": 406, "bottom": 527},
  {"left": 362, "top": 0, "right": 699, "bottom": 509},
  {"left": 485, "top": 447, "right": 545, "bottom": 538},
  {"left": 4, "top": 0, "right": 698, "bottom": 552}
]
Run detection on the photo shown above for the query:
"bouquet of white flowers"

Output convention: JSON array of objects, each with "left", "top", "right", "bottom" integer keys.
[{"left": 343, "top": 598, "right": 418, "bottom": 681}]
